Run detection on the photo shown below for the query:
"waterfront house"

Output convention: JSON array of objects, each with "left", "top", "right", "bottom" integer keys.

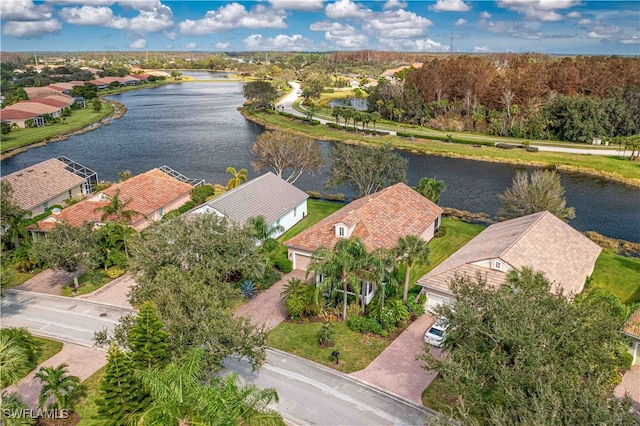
[
  {"left": 34, "top": 168, "right": 194, "bottom": 232},
  {"left": 189, "top": 172, "right": 308, "bottom": 239},
  {"left": 285, "top": 182, "right": 443, "bottom": 305},
  {"left": 416, "top": 211, "right": 602, "bottom": 311},
  {"left": 622, "top": 307, "right": 640, "bottom": 366},
  {"left": 1, "top": 157, "right": 97, "bottom": 216}
]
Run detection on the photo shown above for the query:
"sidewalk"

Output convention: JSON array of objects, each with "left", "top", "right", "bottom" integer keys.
[
  {"left": 77, "top": 272, "right": 135, "bottom": 309},
  {"left": 5, "top": 343, "right": 107, "bottom": 410}
]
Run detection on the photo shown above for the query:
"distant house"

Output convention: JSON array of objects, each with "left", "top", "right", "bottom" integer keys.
[
  {"left": 622, "top": 307, "right": 640, "bottom": 366},
  {"left": 34, "top": 168, "right": 194, "bottom": 232},
  {"left": 189, "top": 172, "right": 308, "bottom": 239},
  {"left": 1, "top": 157, "right": 97, "bottom": 216},
  {"left": 23, "top": 87, "right": 61, "bottom": 100},
  {"left": 416, "top": 211, "right": 602, "bottom": 311},
  {"left": 285, "top": 183, "right": 443, "bottom": 305}
]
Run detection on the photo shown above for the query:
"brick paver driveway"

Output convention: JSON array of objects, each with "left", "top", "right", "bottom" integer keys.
[
  {"left": 350, "top": 313, "right": 442, "bottom": 404},
  {"left": 234, "top": 270, "right": 306, "bottom": 330},
  {"left": 14, "top": 268, "right": 78, "bottom": 295},
  {"left": 615, "top": 364, "right": 640, "bottom": 419}
]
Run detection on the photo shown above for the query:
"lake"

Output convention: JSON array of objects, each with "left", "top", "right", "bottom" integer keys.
[{"left": 2, "top": 72, "right": 639, "bottom": 242}]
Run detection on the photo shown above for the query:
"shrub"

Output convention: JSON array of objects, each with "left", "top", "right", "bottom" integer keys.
[
  {"left": 190, "top": 184, "right": 215, "bottom": 205},
  {"left": 525, "top": 146, "right": 539, "bottom": 152},
  {"left": 275, "top": 258, "right": 293, "bottom": 274},
  {"left": 258, "top": 268, "right": 281, "bottom": 290},
  {"left": 495, "top": 143, "right": 519, "bottom": 149},
  {"left": 326, "top": 122, "right": 342, "bottom": 130},
  {"left": 324, "top": 193, "right": 345, "bottom": 202},
  {"left": 318, "top": 322, "right": 335, "bottom": 347},
  {"left": 347, "top": 315, "right": 383, "bottom": 335},
  {"left": 309, "top": 120, "right": 321, "bottom": 126},
  {"left": 106, "top": 267, "right": 125, "bottom": 279},
  {"left": 434, "top": 225, "right": 447, "bottom": 238},
  {"left": 239, "top": 280, "right": 257, "bottom": 299},
  {"left": 406, "top": 299, "right": 425, "bottom": 318},
  {"left": 306, "top": 190, "right": 322, "bottom": 199},
  {"left": 285, "top": 293, "right": 305, "bottom": 319},
  {"left": 105, "top": 250, "right": 128, "bottom": 269}
]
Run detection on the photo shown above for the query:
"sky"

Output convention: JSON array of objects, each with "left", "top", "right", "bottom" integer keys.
[{"left": 1, "top": 0, "right": 639, "bottom": 55}]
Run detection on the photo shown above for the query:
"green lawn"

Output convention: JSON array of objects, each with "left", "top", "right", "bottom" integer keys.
[
  {"left": 422, "top": 376, "right": 459, "bottom": 416},
  {"left": 61, "top": 269, "right": 115, "bottom": 297},
  {"left": 268, "top": 321, "right": 391, "bottom": 373},
  {"left": 278, "top": 199, "right": 344, "bottom": 243},
  {"left": 75, "top": 366, "right": 105, "bottom": 425},
  {"left": 591, "top": 250, "right": 640, "bottom": 304},
  {"left": 2, "top": 264, "right": 39, "bottom": 289},
  {"left": 1, "top": 103, "right": 113, "bottom": 153},
  {"left": 34, "top": 336, "right": 64, "bottom": 364}
]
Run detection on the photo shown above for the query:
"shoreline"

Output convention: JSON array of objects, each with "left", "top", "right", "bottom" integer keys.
[{"left": 239, "top": 109, "right": 640, "bottom": 189}]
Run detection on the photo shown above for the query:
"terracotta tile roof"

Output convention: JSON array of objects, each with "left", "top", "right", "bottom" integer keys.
[
  {"left": 3, "top": 102, "right": 60, "bottom": 115},
  {"left": 34, "top": 168, "right": 193, "bottom": 231},
  {"left": 0, "top": 109, "right": 40, "bottom": 120},
  {"left": 417, "top": 211, "right": 602, "bottom": 297},
  {"left": 48, "top": 82, "right": 83, "bottom": 91},
  {"left": 1, "top": 159, "right": 86, "bottom": 211},
  {"left": 190, "top": 172, "right": 308, "bottom": 227},
  {"left": 24, "top": 87, "right": 61, "bottom": 99},
  {"left": 285, "top": 182, "right": 443, "bottom": 252},
  {"left": 622, "top": 307, "right": 640, "bottom": 339},
  {"left": 23, "top": 96, "right": 73, "bottom": 109}
]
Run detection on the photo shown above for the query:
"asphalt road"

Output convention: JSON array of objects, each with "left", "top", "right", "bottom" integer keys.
[{"left": 1, "top": 289, "right": 134, "bottom": 347}]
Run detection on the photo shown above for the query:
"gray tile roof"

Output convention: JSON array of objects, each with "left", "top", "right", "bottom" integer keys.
[
  {"left": 189, "top": 172, "right": 308, "bottom": 226},
  {"left": 417, "top": 211, "right": 602, "bottom": 297}
]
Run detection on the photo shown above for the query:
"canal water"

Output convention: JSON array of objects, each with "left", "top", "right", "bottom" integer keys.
[{"left": 2, "top": 72, "right": 639, "bottom": 242}]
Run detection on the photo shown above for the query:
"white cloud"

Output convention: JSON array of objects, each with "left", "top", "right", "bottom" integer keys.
[
  {"left": 325, "top": 0, "right": 371, "bottom": 19},
  {"left": 268, "top": 0, "right": 324, "bottom": 11},
  {"left": 380, "top": 37, "right": 448, "bottom": 52},
  {"left": 429, "top": 0, "right": 471, "bottom": 12},
  {"left": 215, "top": 41, "right": 230, "bottom": 49},
  {"left": 383, "top": 0, "right": 408, "bottom": 10},
  {"left": 1, "top": 0, "right": 53, "bottom": 21},
  {"left": 455, "top": 18, "right": 467, "bottom": 27},
  {"left": 578, "top": 19, "right": 592, "bottom": 25},
  {"left": 46, "top": 0, "right": 115, "bottom": 5},
  {"left": 59, "top": 4, "right": 173, "bottom": 33},
  {"left": 179, "top": 3, "right": 287, "bottom": 35},
  {"left": 498, "top": 0, "right": 580, "bottom": 21},
  {"left": 362, "top": 9, "right": 432, "bottom": 39},
  {"left": 586, "top": 23, "right": 622, "bottom": 40},
  {"left": 2, "top": 19, "right": 61, "bottom": 38},
  {"left": 567, "top": 11, "right": 581, "bottom": 18},
  {"left": 243, "top": 33, "right": 313, "bottom": 50},
  {"left": 164, "top": 30, "right": 177, "bottom": 40},
  {"left": 474, "top": 45, "right": 490, "bottom": 52},
  {"left": 620, "top": 36, "right": 639, "bottom": 44},
  {"left": 480, "top": 11, "right": 491, "bottom": 19},
  {"left": 129, "top": 38, "right": 146, "bottom": 48},
  {"left": 310, "top": 21, "right": 368, "bottom": 49},
  {"left": 185, "top": 42, "right": 197, "bottom": 49}
]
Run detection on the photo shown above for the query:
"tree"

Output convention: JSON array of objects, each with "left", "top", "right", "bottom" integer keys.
[
  {"left": 0, "top": 393, "right": 36, "bottom": 426},
  {"left": 136, "top": 348, "right": 283, "bottom": 425},
  {"left": 415, "top": 177, "right": 446, "bottom": 204},
  {"left": 226, "top": 166, "right": 248, "bottom": 190},
  {"left": 394, "top": 235, "right": 430, "bottom": 303},
  {"left": 127, "top": 301, "right": 170, "bottom": 371},
  {"left": 35, "top": 364, "right": 82, "bottom": 412},
  {"left": 308, "top": 238, "right": 371, "bottom": 320},
  {"left": 251, "top": 131, "right": 324, "bottom": 184},
  {"left": 423, "top": 268, "right": 635, "bottom": 425},
  {"left": 190, "top": 184, "right": 215, "bottom": 205},
  {"left": 1, "top": 328, "right": 41, "bottom": 372},
  {"left": 243, "top": 80, "right": 277, "bottom": 110},
  {"left": 1, "top": 121, "right": 10, "bottom": 135},
  {"left": 0, "top": 334, "right": 29, "bottom": 388},
  {"left": 92, "top": 98, "right": 102, "bottom": 112},
  {"left": 30, "top": 222, "right": 102, "bottom": 292},
  {"left": 0, "top": 181, "right": 30, "bottom": 249},
  {"left": 117, "top": 170, "right": 132, "bottom": 182},
  {"left": 94, "top": 188, "right": 144, "bottom": 223},
  {"left": 325, "top": 143, "right": 407, "bottom": 197},
  {"left": 246, "top": 215, "right": 284, "bottom": 244},
  {"left": 497, "top": 170, "right": 575, "bottom": 221}
]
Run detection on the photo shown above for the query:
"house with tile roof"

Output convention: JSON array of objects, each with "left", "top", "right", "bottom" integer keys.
[
  {"left": 285, "top": 182, "right": 443, "bottom": 305},
  {"left": 34, "top": 168, "right": 194, "bottom": 232},
  {"left": 622, "top": 307, "right": 640, "bottom": 366},
  {"left": 189, "top": 172, "right": 308, "bottom": 239},
  {"left": 1, "top": 157, "right": 97, "bottom": 216},
  {"left": 416, "top": 211, "right": 602, "bottom": 311}
]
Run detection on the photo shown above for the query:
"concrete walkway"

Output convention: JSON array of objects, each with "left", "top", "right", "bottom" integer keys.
[
  {"left": 350, "top": 313, "right": 441, "bottom": 404},
  {"left": 77, "top": 272, "right": 135, "bottom": 309},
  {"left": 5, "top": 343, "right": 107, "bottom": 410},
  {"left": 615, "top": 365, "right": 640, "bottom": 418},
  {"left": 234, "top": 270, "right": 306, "bottom": 330},
  {"left": 14, "top": 268, "right": 78, "bottom": 295}
]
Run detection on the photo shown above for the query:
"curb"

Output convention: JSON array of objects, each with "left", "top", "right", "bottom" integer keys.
[{"left": 5, "top": 288, "right": 137, "bottom": 313}]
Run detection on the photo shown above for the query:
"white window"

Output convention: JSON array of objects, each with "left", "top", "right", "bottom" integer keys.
[
  {"left": 493, "top": 260, "right": 502, "bottom": 270},
  {"left": 338, "top": 227, "right": 345, "bottom": 237},
  {"left": 434, "top": 216, "right": 440, "bottom": 229},
  {"left": 158, "top": 207, "right": 164, "bottom": 218},
  {"left": 294, "top": 206, "right": 297, "bottom": 217}
]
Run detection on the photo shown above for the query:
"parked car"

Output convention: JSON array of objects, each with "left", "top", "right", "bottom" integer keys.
[{"left": 424, "top": 317, "right": 449, "bottom": 347}]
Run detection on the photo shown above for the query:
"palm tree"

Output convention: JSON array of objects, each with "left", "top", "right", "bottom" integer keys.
[
  {"left": 0, "top": 392, "right": 35, "bottom": 426},
  {"left": 395, "top": 235, "right": 430, "bottom": 303},
  {"left": 226, "top": 166, "right": 248, "bottom": 190},
  {"left": 308, "top": 237, "right": 370, "bottom": 320},
  {"left": 371, "top": 112, "right": 381, "bottom": 130},
  {"left": 136, "top": 348, "right": 282, "bottom": 425},
  {"left": 94, "top": 188, "right": 144, "bottom": 223},
  {"left": 415, "top": 177, "right": 447, "bottom": 205},
  {"left": 247, "top": 215, "right": 284, "bottom": 243},
  {"left": 35, "top": 364, "right": 81, "bottom": 412},
  {"left": 0, "top": 335, "right": 29, "bottom": 388},
  {"left": 367, "top": 248, "right": 396, "bottom": 310}
]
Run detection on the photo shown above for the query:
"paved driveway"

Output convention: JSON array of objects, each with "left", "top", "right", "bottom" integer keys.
[
  {"left": 615, "top": 364, "right": 640, "bottom": 418},
  {"left": 77, "top": 272, "right": 135, "bottom": 309},
  {"left": 350, "top": 313, "right": 442, "bottom": 404},
  {"left": 14, "top": 268, "right": 78, "bottom": 295}
]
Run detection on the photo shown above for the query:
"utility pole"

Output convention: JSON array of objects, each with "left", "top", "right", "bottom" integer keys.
[{"left": 450, "top": 32, "right": 454, "bottom": 54}]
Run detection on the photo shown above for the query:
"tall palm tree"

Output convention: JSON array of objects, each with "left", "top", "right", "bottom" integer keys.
[
  {"left": 415, "top": 177, "right": 447, "bottom": 205},
  {"left": 367, "top": 248, "right": 397, "bottom": 310},
  {"left": 94, "top": 189, "right": 144, "bottom": 223},
  {"left": 395, "top": 235, "right": 431, "bottom": 303},
  {"left": 247, "top": 215, "right": 284, "bottom": 244},
  {"left": 226, "top": 166, "right": 248, "bottom": 190},
  {"left": 35, "top": 364, "right": 81, "bottom": 412},
  {"left": 308, "top": 237, "right": 370, "bottom": 320},
  {"left": 136, "top": 348, "right": 282, "bottom": 426},
  {"left": 0, "top": 335, "right": 29, "bottom": 388}
]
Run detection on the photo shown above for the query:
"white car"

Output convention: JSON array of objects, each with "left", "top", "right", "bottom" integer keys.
[{"left": 424, "top": 317, "right": 449, "bottom": 347}]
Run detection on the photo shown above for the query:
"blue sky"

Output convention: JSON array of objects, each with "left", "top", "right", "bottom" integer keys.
[{"left": 1, "top": 1, "right": 639, "bottom": 55}]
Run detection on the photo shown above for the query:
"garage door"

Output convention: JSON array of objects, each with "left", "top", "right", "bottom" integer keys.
[
  {"left": 426, "top": 293, "right": 452, "bottom": 313},
  {"left": 294, "top": 253, "right": 312, "bottom": 271}
]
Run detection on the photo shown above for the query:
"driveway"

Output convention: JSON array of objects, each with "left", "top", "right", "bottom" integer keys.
[
  {"left": 234, "top": 269, "right": 306, "bottom": 330},
  {"left": 615, "top": 364, "right": 640, "bottom": 418},
  {"left": 77, "top": 272, "right": 135, "bottom": 309},
  {"left": 14, "top": 268, "right": 78, "bottom": 295},
  {"left": 350, "top": 313, "right": 441, "bottom": 404}
]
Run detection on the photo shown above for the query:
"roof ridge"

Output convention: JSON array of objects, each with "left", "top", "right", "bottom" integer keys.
[
  {"left": 499, "top": 211, "right": 549, "bottom": 257},
  {"left": 203, "top": 172, "right": 275, "bottom": 206}
]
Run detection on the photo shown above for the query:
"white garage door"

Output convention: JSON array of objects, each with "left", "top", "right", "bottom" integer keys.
[
  {"left": 294, "top": 253, "right": 312, "bottom": 271},
  {"left": 426, "top": 293, "right": 452, "bottom": 313}
]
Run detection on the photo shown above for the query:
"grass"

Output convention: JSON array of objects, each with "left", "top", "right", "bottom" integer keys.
[
  {"left": 268, "top": 321, "right": 391, "bottom": 373},
  {"left": 1, "top": 103, "right": 113, "bottom": 153},
  {"left": 591, "top": 250, "right": 640, "bottom": 304},
  {"left": 2, "top": 264, "right": 39, "bottom": 289},
  {"left": 278, "top": 199, "right": 344, "bottom": 243},
  {"left": 34, "top": 336, "right": 64, "bottom": 364},
  {"left": 75, "top": 366, "right": 106, "bottom": 425},
  {"left": 422, "top": 376, "right": 459, "bottom": 416},
  {"left": 60, "top": 269, "right": 114, "bottom": 297},
  {"left": 244, "top": 110, "right": 640, "bottom": 186}
]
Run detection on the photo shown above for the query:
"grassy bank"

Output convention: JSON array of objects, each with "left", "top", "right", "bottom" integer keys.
[{"left": 242, "top": 109, "right": 640, "bottom": 187}]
